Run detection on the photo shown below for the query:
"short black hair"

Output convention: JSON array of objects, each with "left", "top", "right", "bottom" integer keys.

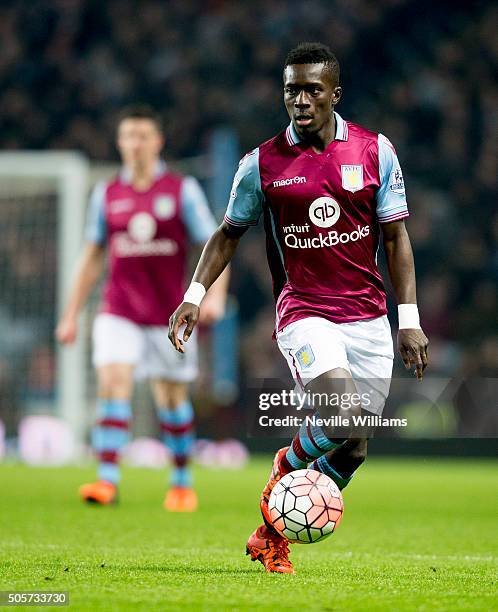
[
  {"left": 284, "top": 42, "right": 340, "bottom": 84},
  {"left": 117, "top": 104, "right": 163, "bottom": 133}
]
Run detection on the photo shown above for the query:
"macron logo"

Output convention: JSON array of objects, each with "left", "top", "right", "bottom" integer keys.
[{"left": 273, "top": 176, "right": 307, "bottom": 188}]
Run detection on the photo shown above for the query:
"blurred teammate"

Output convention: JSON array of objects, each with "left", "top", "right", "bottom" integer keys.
[
  {"left": 56, "top": 105, "right": 227, "bottom": 511},
  {"left": 169, "top": 42, "right": 428, "bottom": 570}
]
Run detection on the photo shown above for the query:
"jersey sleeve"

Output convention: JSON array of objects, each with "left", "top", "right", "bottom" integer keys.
[
  {"left": 376, "top": 134, "right": 409, "bottom": 224},
  {"left": 224, "top": 148, "right": 264, "bottom": 227},
  {"left": 85, "top": 181, "right": 107, "bottom": 245},
  {"left": 180, "top": 176, "right": 218, "bottom": 244}
]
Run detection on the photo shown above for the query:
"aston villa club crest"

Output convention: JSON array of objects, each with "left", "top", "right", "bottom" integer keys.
[
  {"left": 296, "top": 344, "right": 315, "bottom": 368},
  {"left": 154, "top": 195, "right": 175, "bottom": 219},
  {"left": 341, "top": 165, "right": 364, "bottom": 193}
]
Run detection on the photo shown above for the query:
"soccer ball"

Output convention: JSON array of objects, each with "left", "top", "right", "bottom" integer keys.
[{"left": 268, "top": 469, "right": 344, "bottom": 544}]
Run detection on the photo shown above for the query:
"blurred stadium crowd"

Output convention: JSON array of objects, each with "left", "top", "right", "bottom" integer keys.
[{"left": 0, "top": 0, "right": 496, "bottom": 433}]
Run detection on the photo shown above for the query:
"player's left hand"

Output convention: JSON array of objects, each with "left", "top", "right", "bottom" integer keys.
[
  {"left": 398, "top": 328, "right": 429, "bottom": 380},
  {"left": 168, "top": 302, "right": 199, "bottom": 353},
  {"left": 198, "top": 292, "right": 226, "bottom": 325}
]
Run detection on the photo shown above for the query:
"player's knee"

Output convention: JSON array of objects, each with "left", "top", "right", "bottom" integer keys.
[
  {"left": 153, "top": 380, "right": 188, "bottom": 408},
  {"left": 98, "top": 366, "right": 133, "bottom": 400},
  {"left": 347, "top": 439, "right": 368, "bottom": 467},
  {"left": 307, "top": 368, "right": 361, "bottom": 418},
  {"left": 169, "top": 384, "right": 188, "bottom": 408}
]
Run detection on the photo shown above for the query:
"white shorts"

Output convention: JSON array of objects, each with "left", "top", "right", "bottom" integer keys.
[
  {"left": 92, "top": 313, "right": 198, "bottom": 382},
  {"left": 276, "top": 315, "right": 394, "bottom": 415}
]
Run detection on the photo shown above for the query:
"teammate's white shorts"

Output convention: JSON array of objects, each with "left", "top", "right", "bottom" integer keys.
[
  {"left": 276, "top": 315, "right": 394, "bottom": 415},
  {"left": 92, "top": 313, "right": 198, "bottom": 382}
]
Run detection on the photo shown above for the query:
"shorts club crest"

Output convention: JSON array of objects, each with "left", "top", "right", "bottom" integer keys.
[{"left": 296, "top": 344, "right": 316, "bottom": 368}]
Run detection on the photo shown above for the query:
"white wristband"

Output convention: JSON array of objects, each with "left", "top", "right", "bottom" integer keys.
[
  {"left": 183, "top": 282, "right": 206, "bottom": 307},
  {"left": 398, "top": 304, "right": 421, "bottom": 329}
]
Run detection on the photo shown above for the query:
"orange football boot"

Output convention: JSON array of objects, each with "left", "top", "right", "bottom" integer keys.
[
  {"left": 246, "top": 524, "right": 294, "bottom": 574},
  {"left": 79, "top": 480, "right": 117, "bottom": 505},
  {"left": 260, "top": 446, "right": 292, "bottom": 528},
  {"left": 164, "top": 486, "right": 198, "bottom": 512}
]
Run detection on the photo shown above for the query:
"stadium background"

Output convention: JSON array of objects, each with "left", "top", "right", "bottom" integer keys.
[{"left": 0, "top": 0, "right": 496, "bottom": 457}]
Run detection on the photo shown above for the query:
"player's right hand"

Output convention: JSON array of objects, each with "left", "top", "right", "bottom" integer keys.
[
  {"left": 168, "top": 302, "right": 200, "bottom": 353},
  {"left": 55, "top": 316, "right": 78, "bottom": 344}
]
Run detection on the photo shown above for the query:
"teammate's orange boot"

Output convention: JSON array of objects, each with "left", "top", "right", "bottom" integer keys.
[
  {"left": 164, "top": 486, "right": 198, "bottom": 512},
  {"left": 260, "top": 446, "right": 292, "bottom": 527},
  {"left": 79, "top": 480, "right": 117, "bottom": 505},
  {"left": 246, "top": 524, "right": 294, "bottom": 574}
]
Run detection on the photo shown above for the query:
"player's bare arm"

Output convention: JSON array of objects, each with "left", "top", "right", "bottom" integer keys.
[
  {"left": 186, "top": 243, "right": 230, "bottom": 325},
  {"left": 197, "top": 266, "right": 230, "bottom": 325},
  {"left": 168, "top": 222, "right": 243, "bottom": 352},
  {"left": 382, "top": 220, "right": 429, "bottom": 379},
  {"left": 55, "top": 242, "right": 105, "bottom": 344}
]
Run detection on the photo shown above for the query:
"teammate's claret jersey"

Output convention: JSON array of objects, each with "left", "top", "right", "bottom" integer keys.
[
  {"left": 86, "top": 162, "right": 217, "bottom": 326},
  {"left": 224, "top": 112, "right": 409, "bottom": 332}
]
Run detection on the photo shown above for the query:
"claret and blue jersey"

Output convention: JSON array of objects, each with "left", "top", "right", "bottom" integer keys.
[
  {"left": 224, "top": 112, "right": 409, "bottom": 332},
  {"left": 85, "top": 161, "right": 217, "bottom": 326}
]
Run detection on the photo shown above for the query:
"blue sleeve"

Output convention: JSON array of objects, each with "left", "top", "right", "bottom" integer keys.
[
  {"left": 224, "top": 148, "right": 264, "bottom": 227},
  {"left": 180, "top": 176, "right": 218, "bottom": 244},
  {"left": 376, "top": 134, "right": 409, "bottom": 224},
  {"left": 85, "top": 181, "right": 107, "bottom": 244}
]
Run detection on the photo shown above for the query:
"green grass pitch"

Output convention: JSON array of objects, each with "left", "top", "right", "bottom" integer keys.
[{"left": 0, "top": 457, "right": 496, "bottom": 611}]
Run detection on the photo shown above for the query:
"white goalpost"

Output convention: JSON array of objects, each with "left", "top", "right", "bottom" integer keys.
[{"left": 0, "top": 152, "right": 89, "bottom": 446}]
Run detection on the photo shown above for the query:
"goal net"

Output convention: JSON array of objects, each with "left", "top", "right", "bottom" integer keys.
[{"left": 0, "top": 153, "right": 89, "bottom": 447}]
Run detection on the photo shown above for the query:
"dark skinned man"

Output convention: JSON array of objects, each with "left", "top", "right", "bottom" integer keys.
[{"left": 168, "top": 42, "right": 429, "bottom": 573}]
